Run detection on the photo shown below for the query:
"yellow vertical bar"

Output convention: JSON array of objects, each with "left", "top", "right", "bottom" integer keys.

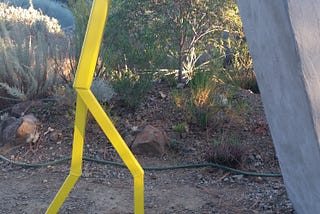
[
  {"left": 134, "top": 174, "right": 144, "bottom": 214},
  {"left": 73, "top": 0, "right": 110, "bottom": 89},
  {"left": 46, "top": 95, "right": 87, "bottom": 213}
]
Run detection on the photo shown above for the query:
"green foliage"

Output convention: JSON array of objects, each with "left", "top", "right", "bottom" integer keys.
[
  {"left": 111, "top": 69, "right": 152, "bottom": 110},
  {"left": 163, "top": 73, "right": 178, "bottom": 88},
  {"left": 67, "top": 0, "right": 255, "bottom": 91},
  {"left": 102, "top": 0, "right": 172, "bottom": 73},
  {"left": 67, "top": 0, "right": 91, "bottom": 58},
  {"left": 172, "top": 123, "right": 187, "bottom": 133},
  {"left": 146, "top": 0, "right": 215, "bottom": 81},
  {"left": 67, "top": 0, "right": 92, "bottom": 76},
  {"left": 189, "top": 71, "right": 221, "bottom": 128},
  {"left": 0, "top": 8, "right": 67, "bottom": 101},
  {"left": 101, "top": 0, "right": 224, "bottom": 79},
  {"left": 171, "top": 89, "right": 187, "bottom": 110},
  {"left": 171, "top": 70, "right": 222, "bottom": 129},
  {"left": 213, "top": 1, "right": 257, "bottom": 92}
]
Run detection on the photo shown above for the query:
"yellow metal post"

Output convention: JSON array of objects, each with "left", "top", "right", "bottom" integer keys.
[
  {"left": 46, "top": 95, "right": 87, "bottom": 213},
  {"left": 46, "top": 0, "right": 144, "bottom": 213}
]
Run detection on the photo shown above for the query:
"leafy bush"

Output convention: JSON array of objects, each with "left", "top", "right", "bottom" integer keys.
[
  {"left": 214, "top": 1, "right": 258, "bottom": 92},
  {"left": 0, "top": 4, "right": 68, "bottom": 102},
  {"left": 111, "top": 69, "right": 152, "bottom": 110},
  {"left": 67, "top": 0, "right": 91, "bottom": 60}
]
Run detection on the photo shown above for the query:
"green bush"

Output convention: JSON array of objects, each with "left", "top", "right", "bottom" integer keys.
[
  {"left": 214, "top": 1, "right": 258, "bottom": 92},
  {"left": 189, "top": 71, "right": 221, "bottom": 129},
  {"left": 67, "top": 0, "right": 91, "bottom": 58},
  {"left": 171, "top": 70, "right": 222, "bottom": 129},
  {"left": 111, "top": 69, "right": 152, "bottom": 110}
]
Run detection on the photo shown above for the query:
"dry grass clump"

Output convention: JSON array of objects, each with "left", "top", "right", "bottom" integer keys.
[
  {"left": 207, "top": 142, "right": 246, "bottom": 168},
  {"left": 0, "top": 2, "right": 73, "bottom": 105}
]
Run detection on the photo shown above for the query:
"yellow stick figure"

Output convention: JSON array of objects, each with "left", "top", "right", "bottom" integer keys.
[{"left": 46, "top": 0, "right": 144, "bottom": 213}]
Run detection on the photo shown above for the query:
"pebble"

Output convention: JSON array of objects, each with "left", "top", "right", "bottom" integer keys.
[
  {"left": 232, "top": 174, "right": 244, "bottom": 180},
  {"left": 255, "top": 154, "right": 263, "bottom": 160}
]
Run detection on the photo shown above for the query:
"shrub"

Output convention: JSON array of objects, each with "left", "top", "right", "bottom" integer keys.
[
  {"left": 207, "top": 132, "right": 246, "bottom": 167},
  {"left": 0, "top": 3, "right": 61, "bottom": 33},
  {"left": 111, "top": 69, "right": 152, "bottom": 110},
  {"left": 67, "top": 0, "right": 91, "bottom": 60},
  {"left": 207, "top": 140, "right": 245, "bottom": 167},
  {"left": 189, "top": 71, "right": 221, "bottom": 129},
  {"left": 170, "top": 70, "right": 223, "bottom": 129},
  {"left": 91, "top": 78, "right": 115, "bottom": 103},
  {"left": 0, "top": 5, "right": 68, "bottom": 102},
  {"left": 171, "top": 89, "right": 187, "bottom": 110}
]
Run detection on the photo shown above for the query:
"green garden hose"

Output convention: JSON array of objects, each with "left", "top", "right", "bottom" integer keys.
[{"left": 0, "top": 154, "right": 282, "bottom": 177}]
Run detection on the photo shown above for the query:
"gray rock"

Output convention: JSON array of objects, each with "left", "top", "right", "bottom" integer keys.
[{"left": 0, "top": 116, "right": 23, "bottom": 146}]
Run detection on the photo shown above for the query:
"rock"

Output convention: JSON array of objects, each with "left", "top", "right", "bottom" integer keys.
[
  {"left": 11, "top": 101, "right": 37, "bottom": 117},
  {"left": 0, "top": 116, "right": 23, "bottom": 146},
  {"left": 16, "top": 114, "right": 39, "bottom": 144},
  {"left": 176, "top": 83, "right": 185, "bottom": 89},
  {"left": 49, "top": 131, "right": 62, "bottom": 142},
  {"left": 181, "top": 133, "right": 187, "bottom": 139},
  {"left": 131, "top": 125, "right": 169, "bottom": 155},
  {"left": 232, "top": 174, "right": 244, "bottom": 181},
  {"left": 123, "top": 134, "right": 135, "bottom": 148},
  {"left": 159, "top": 91, "right": 166, "bottom": 99}
]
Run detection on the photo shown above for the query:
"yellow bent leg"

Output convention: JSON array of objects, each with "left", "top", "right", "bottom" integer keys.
[
  {"left": 46, "top": 95, "right": 88, "bottom": 213},
  {"left": 77, "top": 89, "right": 144, "bottom": 213}
]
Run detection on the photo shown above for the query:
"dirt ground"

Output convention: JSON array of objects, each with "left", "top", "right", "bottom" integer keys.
[{"left": 0, "top": 81, "right": 295, "bottom": 214}]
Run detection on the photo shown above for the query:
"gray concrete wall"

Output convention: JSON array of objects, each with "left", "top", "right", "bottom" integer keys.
[{"left": 237, "top": 1, "right": 320, "bottom": 213}]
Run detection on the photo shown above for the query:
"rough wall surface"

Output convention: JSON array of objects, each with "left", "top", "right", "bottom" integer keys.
[{"left": 237, "top": 1, "right": 320, "bottom": 213}]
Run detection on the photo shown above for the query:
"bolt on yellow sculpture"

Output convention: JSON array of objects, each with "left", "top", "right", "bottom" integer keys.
[{"left": 46, "top": 0, "right": 144, "bottom": 213}]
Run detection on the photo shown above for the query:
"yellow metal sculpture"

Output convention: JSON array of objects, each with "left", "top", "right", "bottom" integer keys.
[{"left": 46, "top": 0, "right": 144, "bottom": 213}]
